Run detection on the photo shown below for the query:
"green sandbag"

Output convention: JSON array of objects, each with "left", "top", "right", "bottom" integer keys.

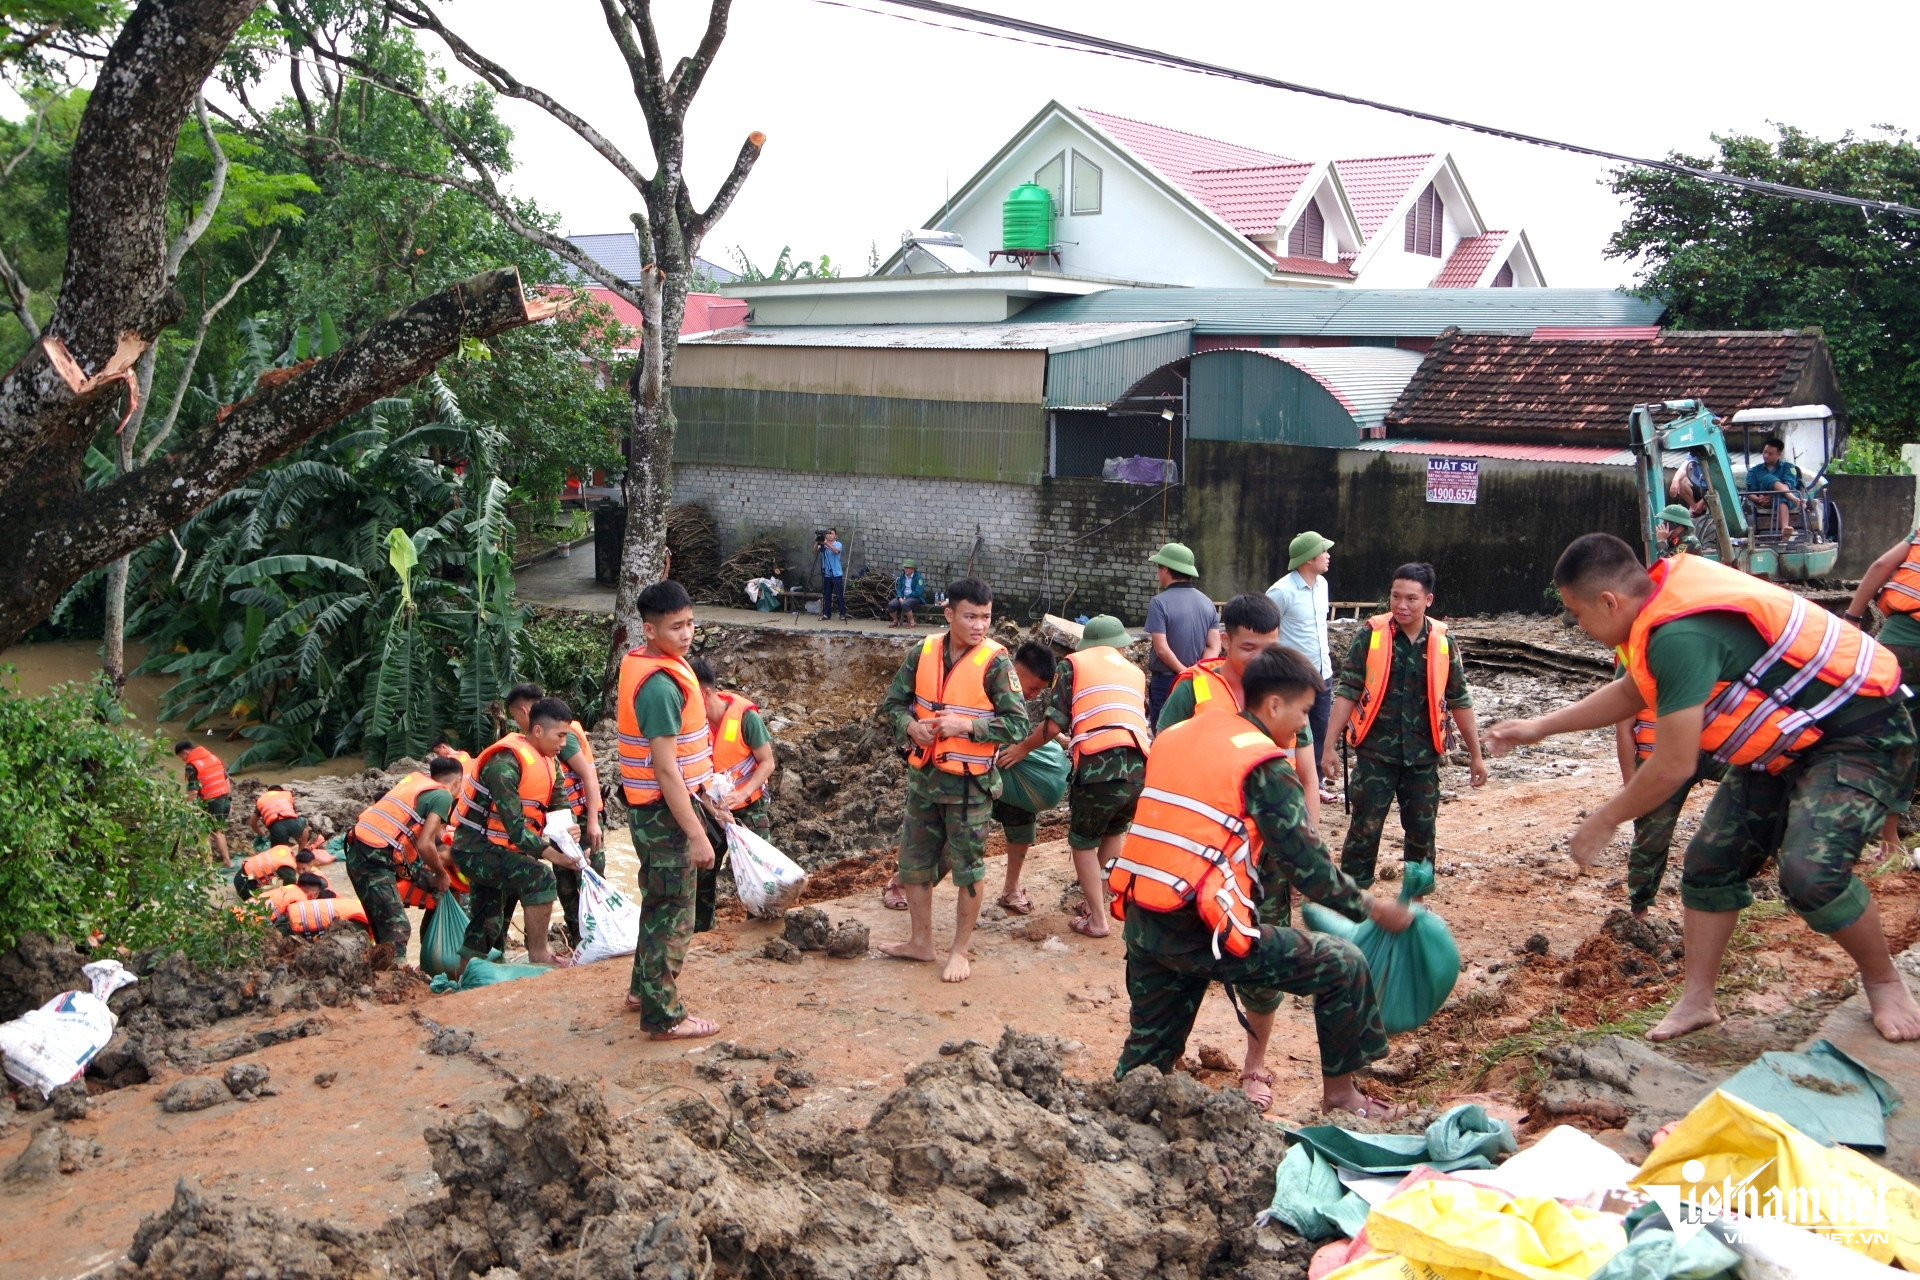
[
  {"left": 997, "top": 741, "right": 1070, "bottom": 813},
  {"left": 1283, "top": 1102, "right": 1515, "bottom": 1175},
  {"left": 452, "top": 958, "right": 549, "bottom": 989},
  {"left": 419, "top": 892, "right": 470, "bottom": 979},
  {"left": 1263, "top": 1143, "right": 1372, "bottom": 1240},
  {"left": 1300, "top": 861, "right": 1459, "bottom": 1035}
]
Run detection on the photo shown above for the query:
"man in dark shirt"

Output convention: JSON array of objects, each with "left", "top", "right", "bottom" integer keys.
[{"left": 1144, "top": 542, "right": 1222, "bottom": 725}]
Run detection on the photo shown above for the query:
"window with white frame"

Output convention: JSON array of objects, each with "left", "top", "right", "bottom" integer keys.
[
  {"left": 1071, "top": 150, "right": 1102, "bottom": 215},
  {"left": 1403, "top": 183, "right": 1443, "bottom": 257},
  {"left": 1287, "top": 199, "right": 1325, "bottom": 258},
  {"left": 1034, "top": 152, "right": 1065, "bottom": 214}
]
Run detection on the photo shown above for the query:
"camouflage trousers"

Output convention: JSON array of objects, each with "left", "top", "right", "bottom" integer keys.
[
  {"left": 1115, "top": 921, "right": 1386, "bottom": 1080},
  {"left": 897, "top": 786, "right": 993, "bottom": 890},
  {"left": 344, "top": 837, "right": 413, "bottom": 955},
  {"left": 1886, "top": 643, "right": 1920, "bottom": 802},
  {"left": 732, "top": 796, "right": 772, "bottom": 840},
  {"left": 1339, "top": 755, "right": 1440, "bottom": 889},
  {"left": 1626, "top": 757, "right": 1728, "bottom": 912},
  {"left": 992, "top": 797, "right": 1037, "bottom": 847},
  {"left": 1681, "top": 712, "right": 1916, "bottom": 934},
  {"left": 452, "top": 843, "right": 557, "bottom": 961},
  {"left": 628, "top": 805, "right": 698, "bottom": 1033}
]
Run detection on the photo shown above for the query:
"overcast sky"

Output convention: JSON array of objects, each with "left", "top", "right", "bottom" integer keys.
[{"left": 352, "top": 1, "right": 1917, "bottom": 286}]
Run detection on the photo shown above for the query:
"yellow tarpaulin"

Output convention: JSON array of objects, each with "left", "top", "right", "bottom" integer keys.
[
  {"left": 1634, "top": 1089, "right": 1920, "bottom": 1269},
  {"left": 1326, "top": 1181, "right": 1625, "bottom": 1280}
]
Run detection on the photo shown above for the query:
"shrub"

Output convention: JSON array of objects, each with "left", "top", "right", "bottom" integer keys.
[
  {"left": 0, "top": 674, "right": 263, "bottom": 967},
  {"left": 519, "top": 610, "right": 613, "bottom": 724}
]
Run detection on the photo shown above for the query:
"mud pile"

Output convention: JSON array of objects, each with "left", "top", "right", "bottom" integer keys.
[{"left": 115, "top": 1030, "right": 1310, "bottom": 1280}]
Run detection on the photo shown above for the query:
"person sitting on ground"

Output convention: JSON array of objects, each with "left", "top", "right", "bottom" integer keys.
[
  {"left": 615, "top": 580, "right": 724, "bottom": 1039},
  {"left": 1847, "top": 530, "right": 1920, "bottom": 866},
  {"left": 692, "top": 658, "right": 776, "bottom": 841},
  {"left": 448, "top": 697, "right": 581, "bottom": 976},
  {"left": 984, "top": 642, "right": 1059, "bottom": 918},
  {"left": 1489, "top": 533, "right": 1920, "bottom": 1044},
  {"left": 1654, "top": 504, "right": 1700, "bottom": 558},
  {"left": 1144, "top": 542, "right": 1222, "bottom": 726},
  {"left": 174, "top": 741, "right": 231, "bottom": 863},
  {"left": 880, "top": 576, "right": 1030, "bottom": 982},
  {"left": 1110, "top": 645, "right": 1414, "bottom": 1118},
  {"left": 343, "top": 756, "right": 463, "bottom": 963},
  {"left": 1745, "top": 436, "right": 1804, "bottom": 536},
  {"left": 503, "top": 682, "right": 604, "bottom": 950},
  {"left": 887, "top": 559, "right": 928, "bottom": 628}
]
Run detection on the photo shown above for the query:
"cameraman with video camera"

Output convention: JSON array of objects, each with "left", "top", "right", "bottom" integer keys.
[{"left": 816, "top": 527, "right": 846, "bottom": 622}]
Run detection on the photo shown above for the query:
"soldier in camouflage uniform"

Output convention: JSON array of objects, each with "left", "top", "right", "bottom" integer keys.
[
  {"left": 989, "top": 642, "right": 1059, "bottom": 915},
  {"left": 1323, "top": 563, "right": 1487, "bottom": 889},
  {"left": 1654, "top": 504, "right": 1701, "bottom": 558},
  {"left": 1490, "top": 533, "right": 1920, "bottom": 1044},
  {"left": 1612, "top": 666, "right": 1729, "bottom": 916},
  {"left": 342, "top": 755, "right": 464, "bottom": 960},
  {"left": 880, "top": 578, "right": 1030, "bottom": 983},
  {"left": 1115, "top": 646, "right": 1412, "bottom": 1117}
]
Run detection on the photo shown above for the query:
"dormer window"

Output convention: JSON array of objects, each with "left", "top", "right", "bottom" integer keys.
[
  {"left": 1034, "top": 153, "right": 1066, "bottom": 215},
  {"left": 1404, "top": 183, "right": 1443, "bottom": 257},
  {"left": 1492, "top": 260, "right": 1514, "bottom": 287},
  {"left": 1287, "top": 200, "right": 1324, "bottom": 258},
  {"left": 1071, "top": 150, "right": 1102, "bottom": 215}
]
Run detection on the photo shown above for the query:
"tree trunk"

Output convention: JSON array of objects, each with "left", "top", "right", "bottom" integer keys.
[{"left": 102, "top": 555, "right": 129, "bottom": 690}]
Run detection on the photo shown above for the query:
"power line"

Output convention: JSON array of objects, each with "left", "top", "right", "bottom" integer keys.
[{"left": 821, "top": 0, "right": 1920, "bottom": 220}]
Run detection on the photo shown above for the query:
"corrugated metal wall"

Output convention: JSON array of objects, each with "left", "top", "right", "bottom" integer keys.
[
  {"left": 1044, "top": 327, "right": 1194, "bottom": 407},
  {"left": 673, "top": 387, "right": 1046, "bottom": 483},
  {"left": 677, "top": 345, "right": 1046, "bottom": 403},
  {"left": 1190, "top": 349, "right": 1362, "bottom": 447}
]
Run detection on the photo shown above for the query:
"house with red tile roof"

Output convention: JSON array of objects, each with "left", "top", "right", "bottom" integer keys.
[{"left": 878, "top": 102, "right": 1543, "bottom": 290}]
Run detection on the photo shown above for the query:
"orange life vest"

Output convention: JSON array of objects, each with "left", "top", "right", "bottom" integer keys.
[
  {"left": 908, "top": 635, "right": 1008, "bottom": 776},
  {"left": 351, "top": 773, "right": 448, "bottom": 862},
  {"left": 615, "top": 651, "right": 713, "bottom": 805},
  {"left": 180, "top": 745, "right": 230, "bottom": 800},
  {"left": 452, "top": 734, "right": 556, "bottom": 847},
  {"left": 239, "top": 843, "right": 298, "bottom": 884},
  {"left": 1105, "top": 712, "right": 1288, "bottom": 958},
  {"left": 556, "top": 722, "right": 596, "bottom": 817},
  {"left": 1623, "top": 553, "right": 1903, "bottom": 774},
  {"left": 255, "top": 789, "right": 299, "bottom": 825},
  {"left": 1170, "top": 656, "right": 1241, "bottom": 716},
  {"left": 709, "top": 691, "right": 768, "bottom": 804},
  {"left": 1063, "top": 648, "right": 1152, "bottom": 765},
  {"left": 1631, "top": 713, "right": 1658, "bottom": 764},
  {"left": 283, "top": 896, "right": 370, "bottom": 935},
  {"left": 257, "top": 882, "right": 308, "bottom": 919},
  {"left": 1876, "top": 533, "right": 1920, "bottom": 618},
  {"left": 396, "top": 862, "right": 467, "bottom": 911},
  {"left": 1346, "top": 615, "right": 1453, "bottom": 755}
]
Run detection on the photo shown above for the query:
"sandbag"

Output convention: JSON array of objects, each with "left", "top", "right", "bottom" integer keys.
[
  {"left": 728, "top": 824, "right": 807, "bottom": 918},
  {"left": 574, "top": 867, "right": 640, "bottom": 964},
  {"left": 997, "top": 741, "right": 1070, "bottom": 813},
  {"left": 1337, "top": 1179, "right": 1625, "bottom": 1280},
  {"left": 1285, "top": 1103, "right": 1515, "bottom": 1176},
  {"left": 1263, "top": 1142, "right": 1372, "bottom": 1241},
  {"left": 428, "top": 957, "right": 551, "bottom": 993},
  {"left": 0, "top": 961, "right": 137, "bottom": 1097},
  {"left": 1302, "top": 861, "right": 1459, "bottom": 1034},
  {"left": 420, "top": 891, "right": 470, "bottom": 979}
]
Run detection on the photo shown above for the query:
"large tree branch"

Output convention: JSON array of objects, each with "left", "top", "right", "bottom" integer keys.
[
  {"left": 0, "top": 248, "right": 39, "bottom": 340},
  {"left": 686, "top": 131, "right": 763, "bottom": 257},
  {"left": 0, "top": 267, "right": 559, "bottom": 649},
  {"left": 596, "top": 0, "right": 659, "bottom": 133},
  {"left": 666, "top": 0, "right": 730, "bottom": 111},
  {"left": 165, "top": 96, "right": 228, "bottom": 278}
]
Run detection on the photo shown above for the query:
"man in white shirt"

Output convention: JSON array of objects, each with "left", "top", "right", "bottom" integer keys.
[{"left": 1268, "top": 531, "right": 1335, "bottom": 800}]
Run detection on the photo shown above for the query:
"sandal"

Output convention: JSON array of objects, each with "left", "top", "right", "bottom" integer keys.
[
  {"left": 648, "top": 1015, "right": 720, "bottom": 1041},
  {"left": 1069, "top": 914, "right": 1109, "bottom": 939},
  {"left": 1337, "top": 1096, "right": 1413, "bottom": 1121},
  {"left": 997, "top": 889, "right": 1033, "bottom": 915},
  {"left": 1240, "top": 1069, "right": 1275, "bottom": 1113},
  {"left": 624, "top": 994, "right": 644, "bottom": 1012},
  {"left": 882, "top": 881, "right": 908, "bottom": 911}
]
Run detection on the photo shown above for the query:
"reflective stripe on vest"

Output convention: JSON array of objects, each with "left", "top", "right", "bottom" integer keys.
[
  {"left": 908, "top": 635, "right": 1008, "bottom": 776},
  {"left": 1064, "top": 648, "right": 1152, "bottom": 765},
  {"left": 283, "top": 897, "right": 370, "bottom": 935},
  {"left": 451, "top": 734, "right": 556, "bottom": 847},
  {"left": 615, "top": 651, "right": 713, "bottom": 805},
  {"left": 351, "top": 773, "right": 447, "bottom": 859},
  {"left": 240, "top": 844, "right": 297, "bottom": 883},
  {"left": 1105, "top": 714, "right": 1286, "bottom": 959},
  {"left": 1346, "top": 616, "right": 1452, "bottom": 755},
  {"left": 1877, "top": 534, "right": 1920, "bottom": 618},
  {"left": 557, "top": 722, "right": 596, "bottom": 815},
  {"left": 181, "top": 745, "right": 230, "bottom": 800},
  {"left": 256, "top": 789, "right": 299, "bottom": 825},
  {"left": 710, "top": 691, "right": 766, "bottom": 804},
  {"left": 1172, "top": 657, "right": 1241, "bottom": 717},
  {"left": 1624, "top": 553, "right": 1903, "bottom": 774},
  {"left": 1632, "top": 714, "right": 1657, "bottom": 763}
]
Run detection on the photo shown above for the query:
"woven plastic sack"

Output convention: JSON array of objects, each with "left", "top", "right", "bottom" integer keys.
[
  {"left": 728, "top": 824, "right": 808, "bottom": 918},
  {"left": 1301, "top": 861, "right": 1459, "bottom": 1035},
  {"left": 574, "top": 867, "right": 639, "bottom": 964},
  {"left": 997, "top": 741, "right": 1070, "bottom": 813},
  {"left": 420, "top": 891, "right": 470, "bottom": 978},
  {"left": 0, "top": 961, "right": 136, "bottom": 1096}
]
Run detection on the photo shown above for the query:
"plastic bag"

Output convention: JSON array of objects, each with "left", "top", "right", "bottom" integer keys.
[
  {"left": 1302, "top": 861, "right": 1460, "bottom": 1035},
  {"left": 420, "top": 890, "right": 470, "bottom": 978},
  {"left": 428, "top": 957, "right": 551, "bottom": 992},
  {"left": 574, "top": 867, "right": 640, "bottom": 964},
  {"left": 728, "top": 823, "right": 808, "bottom": 918},
  {"left": 0, "top": 963, "right": 134, "bottom": 1097},
  {"left": 998, "top": 741, "right": 1070, "bottom": 813},
  {"left": 1285, "top": 1103, "right": 1515, "bottom": 1176},
  {"left": 1337, "top": 1180, "right": 1624, "bottom": 1280},
  {"left": 1262, "top": 1142, "right": 1372, "bottom": 1241}
]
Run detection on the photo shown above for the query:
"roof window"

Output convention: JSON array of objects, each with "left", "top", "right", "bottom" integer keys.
[
  {"left": 1404, "top": 183, "right": 1443, "bottom": 257},
  {"left": 1287, "top": 200, "right": 1325, "bottom": 258}
]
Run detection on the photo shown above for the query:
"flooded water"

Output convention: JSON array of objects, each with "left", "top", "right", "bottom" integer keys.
[{"left": 2, "top": 638, "right": 366, "bottom": 779}]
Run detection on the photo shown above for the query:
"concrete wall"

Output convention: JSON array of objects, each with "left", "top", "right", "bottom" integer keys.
[
  {"left": 672, "top": 461, "right": 1183, "bottom": 623},
  {"left": 1830, "top": 474, "right": 1917, "bottom": 578},
  {"left": 1186, "top": 441, "right": 1641, "bottom": 615}
]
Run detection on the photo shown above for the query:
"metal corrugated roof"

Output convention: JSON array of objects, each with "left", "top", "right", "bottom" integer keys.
[
  {"left": 680, "top": 321, "right": 1192, "bottom": 352},
  {"left": 1351, "top": 438, "right": 1634, "bottom": 466},
  {"left": 1243, "top": 348, "right": 1424, "bottom": 428},
  {"left": 1016, "top": 287, "right": 1666, "bottom": 335}
]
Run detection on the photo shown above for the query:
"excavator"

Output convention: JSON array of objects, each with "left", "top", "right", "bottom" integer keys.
[{"left": 1627, "top": 399, "right": 1841, "bottom": 581}]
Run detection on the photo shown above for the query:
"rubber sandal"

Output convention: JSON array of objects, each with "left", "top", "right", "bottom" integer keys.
[
  {"left": 624, "top": 994, "right": 644, "bottom": 1012},
  {"left": 1239, "top": 1070, "right": 1275, "bottom": 1113},
  {"left": 648, "top": 1015, "right": 720, "bottom": 1041},
  {"left": 1341, "top": 1097, "right": 1412, "bottom": 1121},
  {"left": 997, "top": 890, "right": 1033, "bottom": 915},
  {"left": 1068, "top": 914, "right": 1109, "bottom": 939},
  {"left": 882, "top": 882, "right": 908, "bottom": 911}
]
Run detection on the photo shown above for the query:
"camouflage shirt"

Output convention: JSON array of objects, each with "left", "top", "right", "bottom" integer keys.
[
  {"left": 1122, "top": 713, "right": 1367, "bottom": 959},
  {"left": 450, "top": 752, "right": 551, "bottom": 858},
  {"left": 883, "top": 636, "right": 1031, "bottom": 803},
  {"left": 1045, "top": 654, "right": 1147, "bottom": 785},
  {"left": 1332, "top": 618, "right": 1472, "bottom": 766}
]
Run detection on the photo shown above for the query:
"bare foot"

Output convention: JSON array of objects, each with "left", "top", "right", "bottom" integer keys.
[
  {"left": 1878, "top": 837, "right": 1904, "bottom": 867},
  {"left": 881, "top": 940, "right": 936, "bottom": 962},
  {"left": 1631, "top": 908, "right": 1649, "bottom": 920},
  {"left": 1647, "top": 1002, "right": 1721, "bottom": 1042},
  {"left": 648, "top": 1015, "right": 719, "bottom": 1041},
  {"left": 1864, "top": 978, "right": 1920, "bottom": 1042},
  {"left": 941, "top": 950, "right": 971, "bottom": 983}
]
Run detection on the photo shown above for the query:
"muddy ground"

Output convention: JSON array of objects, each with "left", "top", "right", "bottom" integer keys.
[{"left": 7, "top": 611, "right": 1920, "bottom": 1278}]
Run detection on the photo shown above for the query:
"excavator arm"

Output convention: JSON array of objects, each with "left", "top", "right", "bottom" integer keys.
[{"left": 1629, "top": 400, "right": 1747, "bottom": 565}]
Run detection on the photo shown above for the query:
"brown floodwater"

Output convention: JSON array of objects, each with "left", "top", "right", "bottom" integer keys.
[{"left": 2, "top": 638, "right": 366, "bottom": 779}]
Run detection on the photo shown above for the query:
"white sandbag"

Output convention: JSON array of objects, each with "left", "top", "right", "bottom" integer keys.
[
  {"left": 544, "top": 808, "right": 586, "bottom": 867},
  {"left": 0, "top": 958, "right": 138, "bottom": 1096},
  {"left": 728, "top": 823, "right": 808, "bottom": 918},
  {"left": 574, "top": 866, "right": 640, "bottom": 964}
]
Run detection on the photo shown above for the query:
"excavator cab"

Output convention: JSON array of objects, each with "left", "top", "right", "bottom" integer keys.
[{"left": 1629, "top": 400, "right": 1840, "bottom": 582}]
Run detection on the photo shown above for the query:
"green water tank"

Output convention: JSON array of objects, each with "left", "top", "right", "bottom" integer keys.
[{"left": 1002, "top": 183, "right": 1053, "bottom": 251}]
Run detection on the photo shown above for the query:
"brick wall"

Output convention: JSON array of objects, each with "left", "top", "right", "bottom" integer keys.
[{"left": 674, "top": 462, "right": 1186, "bottom": 625}]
